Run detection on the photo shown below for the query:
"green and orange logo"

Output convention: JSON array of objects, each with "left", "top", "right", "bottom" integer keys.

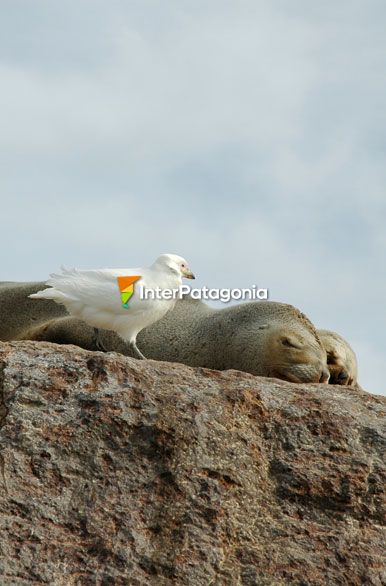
[{"left": 117, "top": 276, "right": 141, "bottom": 308}]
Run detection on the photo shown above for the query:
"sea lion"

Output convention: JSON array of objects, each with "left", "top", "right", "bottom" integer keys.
[
  {"left": 0, "top": 282, "right": 330, "bottom": 384},
  {"left": 138, "top": 297, "right": 331, "bottom": 383},
  {"left": 0, "top": 281, "right": 66, "bottom": 341},
  {"left": 317, "top": 329, "right": 358, "bottom": 386}
]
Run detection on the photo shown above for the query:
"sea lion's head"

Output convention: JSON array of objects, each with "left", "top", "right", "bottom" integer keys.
[
  {"left": 218, "top": 302, "right": 330, "bottom": 384},
  {"left": 317, "top": 329, "right": 358, "bottom": 386},
  {"left": 263, "top": 326, "right": 330, "bottom": 384}
]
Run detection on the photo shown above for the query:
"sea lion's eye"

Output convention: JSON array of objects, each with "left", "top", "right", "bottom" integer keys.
[{"left": 281, "top": 336, "right": 302, "bottom": 349}]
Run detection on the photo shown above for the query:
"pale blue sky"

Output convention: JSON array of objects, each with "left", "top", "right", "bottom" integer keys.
[{"left": 1, "top": 0, "right": 385, "bottom": 394}]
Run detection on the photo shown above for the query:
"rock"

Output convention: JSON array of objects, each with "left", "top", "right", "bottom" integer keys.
[{"left": 0, "top": 341, "right": 384, "bottom": 586}]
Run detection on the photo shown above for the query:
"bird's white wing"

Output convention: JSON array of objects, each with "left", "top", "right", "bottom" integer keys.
[{"left": 30, "top": 265, "right": 177, "bottom": 315}]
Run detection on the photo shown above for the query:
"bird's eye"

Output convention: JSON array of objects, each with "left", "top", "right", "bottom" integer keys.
[{"left": 181, "top": 264, "right": 186, "bottom": 268}]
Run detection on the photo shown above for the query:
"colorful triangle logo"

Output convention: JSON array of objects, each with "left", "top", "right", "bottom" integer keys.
[{"left": 117, "top": 275, "right": 141, "bottom": 308}]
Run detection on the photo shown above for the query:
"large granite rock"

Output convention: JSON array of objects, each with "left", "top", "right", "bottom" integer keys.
[{"left": 0, "top": 341, "right": 384, "bottom": 585}]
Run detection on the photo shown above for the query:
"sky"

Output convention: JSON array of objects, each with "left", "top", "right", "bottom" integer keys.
[{"left": 0, "top": 0, "right": 385, "bottom": 395}]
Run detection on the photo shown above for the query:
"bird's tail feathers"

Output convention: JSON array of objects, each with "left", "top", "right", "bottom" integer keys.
[
  {"left": 29, "top": 288, "right": 71, "bottom": 302},
  {"left": 29, "top": 287, "right": 77, "bottom": 304}
]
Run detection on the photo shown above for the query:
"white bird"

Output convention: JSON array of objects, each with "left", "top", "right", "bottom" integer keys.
[{"left": 29, "top": 253, "right": 195, "bottom": 359}]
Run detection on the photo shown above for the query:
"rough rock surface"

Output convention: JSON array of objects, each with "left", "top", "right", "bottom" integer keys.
[{"left": 0, "top": 341, "right": 384, "bottom": 586}]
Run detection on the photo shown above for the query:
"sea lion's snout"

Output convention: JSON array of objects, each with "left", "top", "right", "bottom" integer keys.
[
  {"left": 283, "top": 363, "right": 330, "bottom": 384},
  {"left": 319, "top": 367, "right": 330, "bottom": 384},
  {"left": 337, "top": 369, "right": 349, "bottom": 381},
  {"left": 329, "top": 368, "right": 349, "bottom": 385}
]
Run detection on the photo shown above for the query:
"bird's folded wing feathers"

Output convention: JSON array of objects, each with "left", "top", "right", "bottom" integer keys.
[{"left": 30, "top": 268, "right": 151, "bottom": 316}]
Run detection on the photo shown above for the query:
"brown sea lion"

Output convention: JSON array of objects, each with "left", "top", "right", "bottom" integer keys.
[
  {"left": 0, "top": 282, "right": 329, "bottom": 384},
  {"left": 317, "top": 329, "right": 358, "bottom": 386}
]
